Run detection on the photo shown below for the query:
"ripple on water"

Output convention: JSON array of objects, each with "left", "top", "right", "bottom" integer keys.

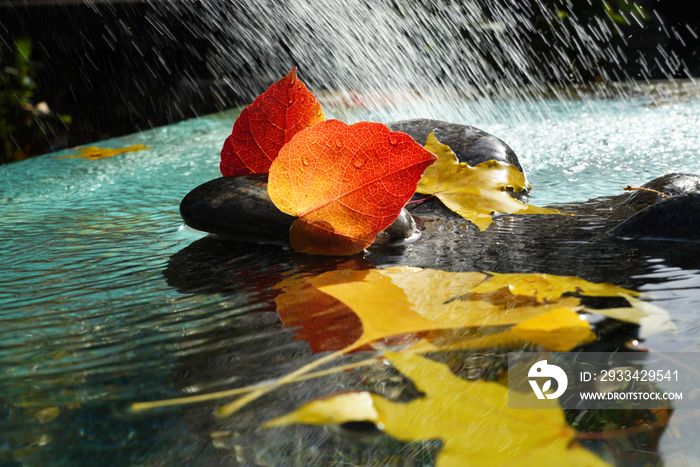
[{"left": 1, "top": 97, "right": 699, "bottom": 465}]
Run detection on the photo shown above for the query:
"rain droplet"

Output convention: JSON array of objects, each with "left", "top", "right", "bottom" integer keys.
[
  {"left": 296, "top": 82, "right": 303, "bottom": 90},
  {"left": 335, "top": 140, "right": 343, "bottom": 148},
  {"left": 353, "top": 157, "right": 364, "bottom": 169},
  {"left": 299, "top": 96, "right": 306, "bottom": 103},
  {"left": 389, "top": 135, "right": 399, "bottom": 146},
  {"left": 316, "top": 109, "right": 323, "bottom": 116},
  {"left": 302, "top": 155, "right": 310, "bottom": 166},
  {"left": 288, "top": 98, "right": 294, "bottom": 105}
]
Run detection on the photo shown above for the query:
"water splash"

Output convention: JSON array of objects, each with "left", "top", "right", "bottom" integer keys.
[{"left": 146, "top": 0, "right": 696, "bottom": 120}]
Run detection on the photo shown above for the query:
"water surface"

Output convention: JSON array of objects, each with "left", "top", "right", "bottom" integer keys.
[{"left": 1, "top": 90, "right": 700, "bottom": 465}]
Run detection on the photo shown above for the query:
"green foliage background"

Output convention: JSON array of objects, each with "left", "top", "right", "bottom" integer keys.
[{"left": 0, "top": 38, "right": 71, "bottom": 164}]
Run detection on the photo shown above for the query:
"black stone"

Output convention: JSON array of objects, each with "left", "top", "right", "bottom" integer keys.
[
  {"left": 613, "top": 193, "right": 700, "bottom": 241},
  {"left": 373, "top": 209, "right": 419, "bottom": 246},
  {"left": 386, "top": 119, "right": 524, "bottom": 173},
  {"left": 180, "top": 174, "right": 418, "bottom": 246},
  {"left": 586, "top": 173, "right": 700, "bottom": 226},
  {"left": 180, "top": 174, "right": 294, "bottom": 241},
  {"left": 167, "top": 174, "right": 700, "bottom": 297}
]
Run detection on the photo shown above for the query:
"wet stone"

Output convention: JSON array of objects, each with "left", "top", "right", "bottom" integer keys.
[
  {"left": 180, "top": 174, "right": 418, "bottom": 247},
  {"left": 386, "top": 119, "right": 525, "bottom": 174},
  {"left": 180, "top": 174, "right": 294, "bottom": 242},
  {"left": 613, "top": 193, "right": 700, "bottom": 241}
]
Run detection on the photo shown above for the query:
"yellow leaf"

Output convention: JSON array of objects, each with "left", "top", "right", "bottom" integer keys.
[
  {"left": 512, "top": 308, "right": 597, "bottom": 351},
  {"left": 409, "top": 308, "right": 595, "bottom": 354},
  {"left": 55, "top": 144, "right": 152, "bottom": 160},
  {"left": 265, "top": 352, "right": 611, "bottom": 467},
  {"left": 34, "top": 406, "right": 60, "bottom": 424},
  {"left": 588, "top": 293, "right": 676, "bottom": 339},
  {"left": 220, "top": 268, "right": 636, "bottom": 417},
  {"left": 266, "top": 391, "right": 379, "bottom": 427},
  {"left": 306, "top": 267, "right": 588, "bottom": 348},
  {"left": 417, "top": 132, "right": 561, "bottom": 231},
  {"left": 471, "top": 272, "right": 642, "bottom": 302},
  {"left": 401, "top": 327, "right": 531, "bottom": 354},
  {"left": 276, "top": 267, "right": 633, "bottom": 352}
]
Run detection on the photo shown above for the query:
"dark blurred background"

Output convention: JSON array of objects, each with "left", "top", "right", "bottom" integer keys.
[{"left": 0, "top": 0, "right": 698, "bottom": 165}]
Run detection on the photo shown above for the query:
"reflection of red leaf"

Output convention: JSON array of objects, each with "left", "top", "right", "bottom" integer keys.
[
  {"left": 276, "top": 278, "right": 364, "bottom": 353},
  {"left": 288, "top": 219, "right": 375, "bottom": 257},
  {"left": 220, "top": 68, "right": 325, "bottom": 176},
  {"left": 275, "top": 275, "right": 425, "bottom": 353},
  {"left": 268, "top": 120, "right": 436, "bottom": 255}
]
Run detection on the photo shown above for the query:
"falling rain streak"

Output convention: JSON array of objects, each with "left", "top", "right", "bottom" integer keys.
[
  {"left": 145, "top": 0, "right": 695, "bottom": 111},
  {"left": 1, "top": 0, "right": 697, "bottom": 157}
]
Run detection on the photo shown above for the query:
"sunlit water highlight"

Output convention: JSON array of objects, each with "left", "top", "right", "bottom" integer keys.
[{"left": 1, "top": 91, "right": 700, "bottom": 465}]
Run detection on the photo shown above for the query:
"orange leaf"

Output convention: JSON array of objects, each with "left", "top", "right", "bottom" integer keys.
[
  {"left": 220, "top": 68, "right": 325, "bottom": 176},
  {"left": 268, "top": 120, "right": 437, "bottom": 255}
]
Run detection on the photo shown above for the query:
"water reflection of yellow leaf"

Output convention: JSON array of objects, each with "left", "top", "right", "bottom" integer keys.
[
  {"left": 276, "top": 267, "right": 637, "bottom": 355},
  {"left": 416, "top": 132, "right": 561, "bottom": 231},
  {"left": 219, "top": 268, "right": 642, "bottom": 416},
  {"left": 470, "top": 272, "right": 643, "bottom": 302},
  {"left": 55, "top": 144, "right": 152, "bottom": 160},
  {"left": 412, "top": 307, "right": 596, "bottom": 353},
  {"left": 511, "top": 308, "right": 596, "bottom": 351},
  {"left": 265, "top": 352, "right": 611, "bottom": 467},
  {"left": 34, "top": 407, "right": 60, "bottom": 424},
  {"left": 586, "top": 293, "right": 676, "bottom": 339}
]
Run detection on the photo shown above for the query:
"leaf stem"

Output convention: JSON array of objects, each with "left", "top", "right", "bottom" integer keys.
[
  {"left": 623, "top": 185, "right": 670, "bottom": 198},
  {"left": 215, "top": 340, "right": 368, "bottom": 417},
  {"left": 575, "top": 416, "right": 669, "bottom": 440},
  {"left": 405, "top": 195, "right": 434, "bottom": 206},
  {"left": 130, "top": 356, "right": 378, "bottom": 412}
]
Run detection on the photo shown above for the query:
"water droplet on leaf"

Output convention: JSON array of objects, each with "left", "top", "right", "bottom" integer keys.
[{"left": 389, "top": 135, "right": 399, "bottom": 146}]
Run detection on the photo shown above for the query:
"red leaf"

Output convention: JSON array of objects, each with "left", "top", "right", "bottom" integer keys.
[
  {"left": 220, "top": 68, "right": 325, "bottom": 176},
  {"left": 268, "top": 120, "right": 437, "bottom": 255}
]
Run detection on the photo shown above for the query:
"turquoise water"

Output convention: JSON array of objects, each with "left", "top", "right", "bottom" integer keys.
[
  {"left": 330, "top": 92, "right": 700, "bottom": 205},
  {"left": 1, "top": 91, "right": 700, "bottom": 465}
]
